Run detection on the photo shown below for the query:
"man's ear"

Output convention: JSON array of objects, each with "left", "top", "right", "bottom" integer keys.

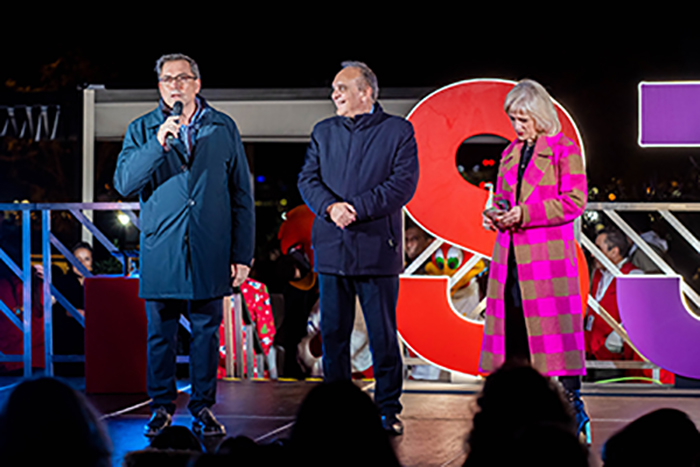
[{"left": 358, "top": 81, "right": 372, "bottom": 103}]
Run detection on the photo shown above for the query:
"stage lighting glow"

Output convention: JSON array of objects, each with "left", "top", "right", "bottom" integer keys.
[{"left": 117, "top": 213, "right": 131, "bottom": 226}]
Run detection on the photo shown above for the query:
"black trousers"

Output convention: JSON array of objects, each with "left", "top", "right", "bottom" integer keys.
[
  {"left": 504, "top": 244, "right": 580, "bottom": 392},
  {"left": 145, "top": 298, "right": 223, "bottom": 415},
  {"left": 318, "top": 274, "right": 402, "bottom": 415},
  {"left": 505, "top": 242, "right": 530, "bottom": 363}
]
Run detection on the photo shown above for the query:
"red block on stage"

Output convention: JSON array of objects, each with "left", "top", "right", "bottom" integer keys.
[{"left": 84, "top": 277, "right": 147, "bottom": 394}]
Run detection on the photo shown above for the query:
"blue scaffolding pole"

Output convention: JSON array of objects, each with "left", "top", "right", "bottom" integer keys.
[{"left": 0, "top": 202, "right": 140, "bottom": 377}]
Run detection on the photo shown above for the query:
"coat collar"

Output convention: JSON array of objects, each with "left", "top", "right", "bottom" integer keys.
[
  {"left": 143, "top": 95, "right": 225, "bottom": 129},
  {"left": 341, "top": 102, "right": 386, "bottom": 130},
  {"left": 502, "top": 133, "right": 560, "bottom": 203},
  {"left": 502, "top": 133, "right": 555, "bottom": 164}
]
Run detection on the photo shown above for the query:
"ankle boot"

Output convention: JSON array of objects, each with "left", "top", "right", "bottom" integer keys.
[{"left": 566, "top": 388, "right": 591, "bottom": 445}]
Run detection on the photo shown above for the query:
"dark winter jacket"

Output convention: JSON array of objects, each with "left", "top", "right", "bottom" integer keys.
[
  {"left": 298, "top": 104, "right": 418, "bottom": 276},
  {"left": 114, "top": 97, "right": 254, "bottom": 299}
]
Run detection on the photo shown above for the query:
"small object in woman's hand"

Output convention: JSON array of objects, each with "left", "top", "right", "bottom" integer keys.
[
  {"left": 483, "top": 208, "right": 505, "bottom": 231},
  {"left": 495, "top": 199, "right": 511, "bottom": 212},
  {"left": 483, "top": 207, "right": 504, "bottom": 223}
]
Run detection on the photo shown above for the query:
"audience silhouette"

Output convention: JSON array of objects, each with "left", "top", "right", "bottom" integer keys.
[
  {"left": 2, "top": 369, "right": 698, "bottom": 466},
  {"left": 289, "top": 381, "right": 400, "bottom": 466},
  {"left": 602, "top": 408, "right": 700, "bottom": 467},
  {"left": 0, "top": 377, "right": 112, "bottom": 467},
  {"left": 464, "top": 362, "right": 585, "bottom": 466}
]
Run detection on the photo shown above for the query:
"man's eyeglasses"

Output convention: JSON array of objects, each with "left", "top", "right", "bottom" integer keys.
[{"left": 159, "top": 74, "right": 197, "bottom": 85}]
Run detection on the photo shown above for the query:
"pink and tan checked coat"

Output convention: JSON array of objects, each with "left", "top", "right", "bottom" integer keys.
[{"left": 479, "top": 132, "right": 587, "bottom": 377}]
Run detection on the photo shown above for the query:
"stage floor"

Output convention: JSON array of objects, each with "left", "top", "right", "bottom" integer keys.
[{"left": 2, "top": 377, "right": 700, "bottom": 466}]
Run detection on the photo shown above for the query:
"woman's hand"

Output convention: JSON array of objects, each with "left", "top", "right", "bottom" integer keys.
[
  {"left": 482, "top": 214, "right": 496, "bottom": 231},
  {"left": 497, "top": 206, "right": 522, "bottom": 229}
]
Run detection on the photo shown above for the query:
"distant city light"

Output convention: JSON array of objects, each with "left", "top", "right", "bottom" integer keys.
[
  {"left": 280, "top": 199, "right": 288, "bottom": 206},
  {"left": 117, "top": 213, "right": 131, "bottom": 226},
  {"left": 608, "top": 193, "right": 617, "bottom": 201},
  {"left": 256, "top": 175, "right": 266, "bottom": 183},
  {"left": 584, "top": 211, "right": 600, "bottom": 224}
]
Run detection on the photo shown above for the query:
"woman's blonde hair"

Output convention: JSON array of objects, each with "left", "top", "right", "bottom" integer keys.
[{"left": 504, "top": 79, "right": 561, "bottom": 136}]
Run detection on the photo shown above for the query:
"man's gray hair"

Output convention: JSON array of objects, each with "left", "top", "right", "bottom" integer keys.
[
  {"left": 341, "top": 61, "right": 378, "bottom": 102},
  {"left": 155, "top": 53, "right": 201, "bottom": 79}
]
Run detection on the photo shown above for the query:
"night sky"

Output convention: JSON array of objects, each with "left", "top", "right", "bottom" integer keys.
[
  {"left": 2, "top": 14, "right": 700, "bottom": 199},
  {"left": 2, "top": 13, "right": 700, "bottom": 282}
]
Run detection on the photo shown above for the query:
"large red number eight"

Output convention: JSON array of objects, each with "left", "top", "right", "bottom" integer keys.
[{"left": 397, "top": 79, "right": 587, "bottom": 375}]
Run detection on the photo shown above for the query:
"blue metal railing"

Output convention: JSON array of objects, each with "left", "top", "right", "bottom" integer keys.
[
  {"left": 1, "top": 201, "right": 273, "bottom": 380},
  {"left": 0, "top": 202, "right": 139, "bottom": 376}
]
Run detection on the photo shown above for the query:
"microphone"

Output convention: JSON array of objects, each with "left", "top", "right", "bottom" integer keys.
[{"left": 166, "top": 101, "right": 183, "bottom": 149}]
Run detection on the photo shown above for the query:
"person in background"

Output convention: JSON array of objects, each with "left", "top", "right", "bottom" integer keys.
[
  {"left": 0, "top": 246, "right": 45, "bottom": 374},
  {"left": 585, "top": 229, "right": 642, "bottom": 378},
  {"left": 52, "top": 242, "right": 93, "bottom": 376},
  {"left": 404, "top": 220, "right": 433, "bottom": 274}
]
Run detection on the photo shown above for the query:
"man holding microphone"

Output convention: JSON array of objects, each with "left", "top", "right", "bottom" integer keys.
[{"left": 114, "top": 53, "right": 254, "bottom": 438}]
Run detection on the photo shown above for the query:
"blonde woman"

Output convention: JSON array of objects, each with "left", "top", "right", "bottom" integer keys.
[{"left": 481, "top": 79, "right": 590, "bottom": 440}]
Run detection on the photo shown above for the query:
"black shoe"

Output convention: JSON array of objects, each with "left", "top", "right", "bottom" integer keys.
[
  {"left": 192, "top": 407, "right": 226, "bottom": 437},
  {"left": 144, "top": 407, "right": 172, "bottom": 437},
  {"left": 381, "top": 413, "right": 404, "bottom": 436}
]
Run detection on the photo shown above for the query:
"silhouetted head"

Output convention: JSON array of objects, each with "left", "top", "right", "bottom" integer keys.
[
  {"left": 290, "top": 381, "right": 400, "bottom": 466},
  {"left": 0, "top": 377, "right": 112, "bottom": 466},
  {"left": 505, "top": 422, "right": 589, "bottom": 466},
  {"left": 215, "top": 435, "right": 288, "bottom": 465},
  {"left": 603, "top": 408, "right": 700, "bottom": 467},
  {"left": 149, "top": 425, "right": 202, "bottom": 452},
  {"left": 465, "top": 363, "right": 576, "bottom": 466}
]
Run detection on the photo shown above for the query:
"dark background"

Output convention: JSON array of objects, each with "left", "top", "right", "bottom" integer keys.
[
  {"left": 3, "top": 14, "right": 699, "bottom": 201},
  {"left": 2, "top": 13, "right": 699, "bottom": 276}
]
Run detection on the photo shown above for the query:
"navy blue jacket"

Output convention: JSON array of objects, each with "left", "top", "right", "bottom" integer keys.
[
  {"left": 114, "top": 98, "right": 254, "bottom": 299},
  {"left": 298, "top": 104, "right": 418, "bottom": 276}
]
